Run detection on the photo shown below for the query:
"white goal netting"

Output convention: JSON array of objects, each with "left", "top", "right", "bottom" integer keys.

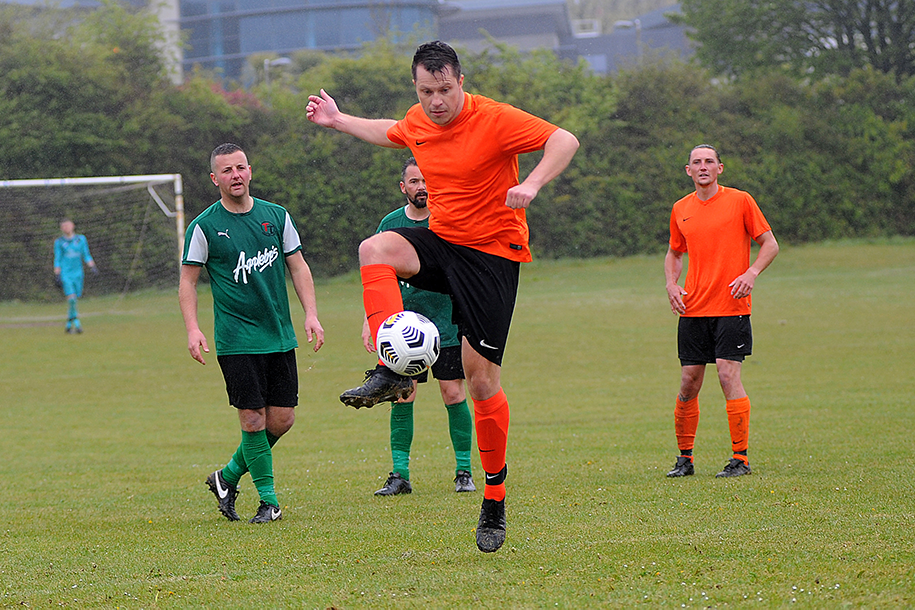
[{"left": 0, "top": 175, "right": 184, "bottom": 302}]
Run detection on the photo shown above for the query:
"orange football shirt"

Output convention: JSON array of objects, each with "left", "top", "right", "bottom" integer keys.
[
  {"left": 669, "top": 185, "right": 772, "bottom": 317},
  {"left": 386, "top": 93, "right": 558, "bottom": 262}
]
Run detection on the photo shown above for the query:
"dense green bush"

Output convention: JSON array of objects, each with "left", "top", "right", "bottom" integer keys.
[{"left": 1, "top": 5, "right": 913, "bottom": 299}]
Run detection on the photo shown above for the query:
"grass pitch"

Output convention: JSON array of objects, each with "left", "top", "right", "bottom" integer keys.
[{"left": 1, "top": 239, "right": 913, "bottom": 608}]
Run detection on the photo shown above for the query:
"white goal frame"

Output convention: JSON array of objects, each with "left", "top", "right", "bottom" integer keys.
[{"left": 0, "top": 173, "right": 185, "bottom": 270}]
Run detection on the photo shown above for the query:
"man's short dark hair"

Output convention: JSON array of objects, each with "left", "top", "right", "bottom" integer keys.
[
  {"left": 412, "top": 41, "right": 461, "bottom": 80},
  {"left": 401, "top": 157, "right": 418, "bottom": 182},
  {"left": 689, "top": 144, "right": 721, "bottom": 164},
  {"left": 210, "top": 143, "right": 245, "bottom": 171}
]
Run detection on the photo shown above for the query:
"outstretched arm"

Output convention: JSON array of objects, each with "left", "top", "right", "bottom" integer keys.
[
  {"left": 306, "top": 89, "right": 402, "bottom": 149},
  {"left": 286, "top": 252, "right": 325, "bottom": 352},
  {"left": 179, "top": 264, "right": 209, "bottom": 364},
  {"left": 505, "top": 128, "right": 580, "bottom": 209}
]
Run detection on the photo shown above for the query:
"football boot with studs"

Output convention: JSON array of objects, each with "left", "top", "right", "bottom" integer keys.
[
  {"left": 716, "top": 457, "right": 752, "bottom": 478},
  {"left": 205, "top": 470, "right": 240, "bottom": 521},
  {"left": 454, "top": 470, "right": 476, "bottom": 493},
  {"left": 476, "top": 498, "right": 507, "bottom": 553},
  {"left": 340, "top": 365, "right": 413, "bottom": 409},
  {"left": 666, "top": 456, "right": 695, "bottom": 478},
  {"left": 374, "top": 472, "right": 412, "bottom": 496},
  {"left": 249, "top": 501, "right": 282, "bottom": 523}
]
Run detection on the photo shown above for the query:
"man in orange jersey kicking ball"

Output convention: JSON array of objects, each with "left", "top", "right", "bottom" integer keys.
[
  {"left": 664, "top": 144, "right": 779, "bottom": 479},
  {"left": 306, "top": 41, "right": 579, "bottom": 552}
]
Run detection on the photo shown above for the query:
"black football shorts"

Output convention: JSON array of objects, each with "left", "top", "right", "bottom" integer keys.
[
  {"left": 389, "top": 227, "right": 519, "bottom": 366},
  {"left": 678, "top": 315, "right": 753, "bottom": 366},
  {"left": 217, "top": 350, "right": 298, "bottom": 409},
  {"left": 414, "top": 343, "right": 464, "bottom": 383}
]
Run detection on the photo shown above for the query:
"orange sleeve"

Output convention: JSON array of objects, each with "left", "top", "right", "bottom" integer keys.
[{"left": 387, "top": 95, "right": 558, "bottom": 261}]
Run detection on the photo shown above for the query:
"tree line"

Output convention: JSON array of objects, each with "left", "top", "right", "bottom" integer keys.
[{"left": 1, "top": 1, "right": 913, "bottom": 296}]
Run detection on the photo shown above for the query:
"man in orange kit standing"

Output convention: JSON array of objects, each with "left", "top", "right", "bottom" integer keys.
[{"left": 664, "top": 144, "right": 779, "bottom": 479}]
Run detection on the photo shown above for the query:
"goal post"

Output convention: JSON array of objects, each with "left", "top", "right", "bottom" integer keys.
[{"left": 0, "top": 174, "right": 185, "bottom": 302}]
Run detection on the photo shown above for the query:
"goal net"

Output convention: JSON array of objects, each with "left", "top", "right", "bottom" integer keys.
[{"left": 0, "top": 174, "right": 185, "bottom": 302}]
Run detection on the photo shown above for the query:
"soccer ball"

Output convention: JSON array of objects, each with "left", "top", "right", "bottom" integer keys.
[{"left": 376, "top": 311, "right": 440, "bottom": 376}]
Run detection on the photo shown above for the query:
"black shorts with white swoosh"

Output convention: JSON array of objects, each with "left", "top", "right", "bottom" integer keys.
[
  {"left": 677, "top": 315, "right": 753, "bottom": 366},
  {"left": 389, "top": 227, "right": 519, "bottom": 366}
]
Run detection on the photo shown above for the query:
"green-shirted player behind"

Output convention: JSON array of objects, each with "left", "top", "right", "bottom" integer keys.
[{"left": 362, "top": 158, "right": 475, "bottom": 496}]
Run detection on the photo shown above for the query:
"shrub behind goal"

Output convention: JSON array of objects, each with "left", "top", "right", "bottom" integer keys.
[{"left": 0, "top": 175, "right": 184, "bottom": 302}]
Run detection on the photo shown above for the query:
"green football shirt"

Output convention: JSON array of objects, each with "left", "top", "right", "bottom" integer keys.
[
  {"left": 377, "top": 206, "right": 460, "bottom": 348},
  {"left": 183, "top": 198, "right": 301, "bottom": 356}
]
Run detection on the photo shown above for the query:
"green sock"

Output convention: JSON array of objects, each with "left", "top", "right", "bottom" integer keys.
[
  {"left": 446, "top": 399, "right": 473, "bottom": 473},
  {"left": 390, "top": 402, "right": 414, "bottom": 480},
  {"left": 222, "top": 430, "right": 280, "bottom": 487},
  {"left": 242, "top": 429, "right": 277, "bottom": 506}
]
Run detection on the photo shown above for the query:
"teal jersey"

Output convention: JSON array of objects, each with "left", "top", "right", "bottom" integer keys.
[
  {"left": 183, "top": 198, "right": 301, "bottom": 356},
  {"left": 377, "top": 207, "right": 460, "bottom": 348},
  {"left": 53, "top": 234, "right": 93, "bottom": 280}
]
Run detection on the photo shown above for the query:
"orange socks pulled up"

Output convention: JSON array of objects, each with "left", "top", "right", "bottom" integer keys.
[
  {"left": 473, "top": 389, "right": 509, "bottom": 501},
  {"left": 726, "top": 396, "right": 751, "bottom": 461},
  {"left": 361, "top": 264, "right": 404, "bottom": 343},
  {"left": 674, "top": 396, "right": 700, "bottom": 453}
]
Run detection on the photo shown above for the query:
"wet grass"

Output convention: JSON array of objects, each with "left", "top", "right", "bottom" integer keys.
[{"left": 1, "top": 238, "right": 913, "bottom": 608}]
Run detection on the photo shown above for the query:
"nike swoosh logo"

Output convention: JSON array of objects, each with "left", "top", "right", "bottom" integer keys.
[
  {"left": 682, "top": 217, "right": 692, "bottom": 222},
  {"left": 485, "top": 473, "right": 500, "bottom": 481},
  {"left": 214, "top": 475, "right": 229, "bottom": 499},
  {"left": 270, "top": 508, "right": 281, "bottom": 520},
  {"left": 737, "top": 344, "right": 745, "bottom": 349},
  {"left": 415, "top": 140, "right": 427, "bottom": 146},
  {"left": 479, "top": 339, "right": 498, "bottom": 350}
]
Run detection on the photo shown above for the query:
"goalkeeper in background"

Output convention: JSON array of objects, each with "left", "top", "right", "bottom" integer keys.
[
  {"left": 53, "top": 219, "right": 97, "bottom": 334},
  {"left": 363, "top": 157, "right": 475, "bottom": 497}
]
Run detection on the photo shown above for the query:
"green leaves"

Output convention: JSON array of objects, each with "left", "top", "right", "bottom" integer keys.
[
  {"left": 0, "top": 9, "right": 913, "bottom": 285},
  {"left": 679, "top": 0, "right": 915, "bottom": 80}
]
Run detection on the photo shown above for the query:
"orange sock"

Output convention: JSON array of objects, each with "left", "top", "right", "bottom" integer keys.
[
  {"left": 474, "top": 389, "right": 509, "bottom": 501},
  {"left": 361, "top": 264, "right": 404, "bottom": 343},
  {"left": 674, "top": 396, "right": 700, "bottom": 454},
  {"left": 726, "top": 396, "right": 751, "bottom": 461}
]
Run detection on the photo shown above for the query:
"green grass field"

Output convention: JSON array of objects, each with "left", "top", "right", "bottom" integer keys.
[{"left": 1, "top": 239, "right": 913, "bottom": 608}]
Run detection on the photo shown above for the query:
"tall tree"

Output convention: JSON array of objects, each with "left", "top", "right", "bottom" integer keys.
[{"left": 678, "top": 0, "right": 915, "bottom": 79}]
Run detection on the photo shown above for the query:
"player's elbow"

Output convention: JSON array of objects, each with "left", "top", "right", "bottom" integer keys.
[{"left": 551, "top": 128, "right": 580, "bottom": 157}]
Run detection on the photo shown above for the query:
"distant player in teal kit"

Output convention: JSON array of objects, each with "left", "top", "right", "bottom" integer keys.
[
  {"left": 363, "top": 158, "right": 475, "bottom": 496},
  {"left": 53, "top": 219, "right": 97, "bottom": 333}
]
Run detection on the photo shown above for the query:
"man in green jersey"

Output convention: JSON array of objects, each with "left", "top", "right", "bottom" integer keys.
[
  {"left": 179, "top": 143, "right": 325, "bottom": 523},
  {"left": 362, "top": 158, "right": 475, "bottom": 496}
]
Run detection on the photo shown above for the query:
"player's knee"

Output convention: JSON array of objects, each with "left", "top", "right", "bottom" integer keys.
[
  {"left": 357, "top": 236, "right": 380, "bottom": 264},
  {"left": 716, "top": 368, "right": 742, "bottom": 393},
  {"left": 359, "top": 233, "right": 397, "bottom": 264},
  {"left": 359, "top": 232, "right": 417, "bottom": 272},
  {"left": 679, "top": 377, "right": 703, "bottom": 399},
  {"left": 440, "top": 382, "right": 465, "bottom": 405}
]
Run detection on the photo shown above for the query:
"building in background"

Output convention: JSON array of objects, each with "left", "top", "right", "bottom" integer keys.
[
  {"left": 169, "top": 0, "right": 689, "bottom": 80},
  {"left": 572, "top": 4, "right": 691, "bottom": 73},
  {"left": 2, "top": 0, "right": 691, "bottom": 80},
  {"left": 175, "top": 0, "right": 446, "bottom": 80},
  {"left": 439, "top": 0, "right": 575, "bottom": 56}
]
